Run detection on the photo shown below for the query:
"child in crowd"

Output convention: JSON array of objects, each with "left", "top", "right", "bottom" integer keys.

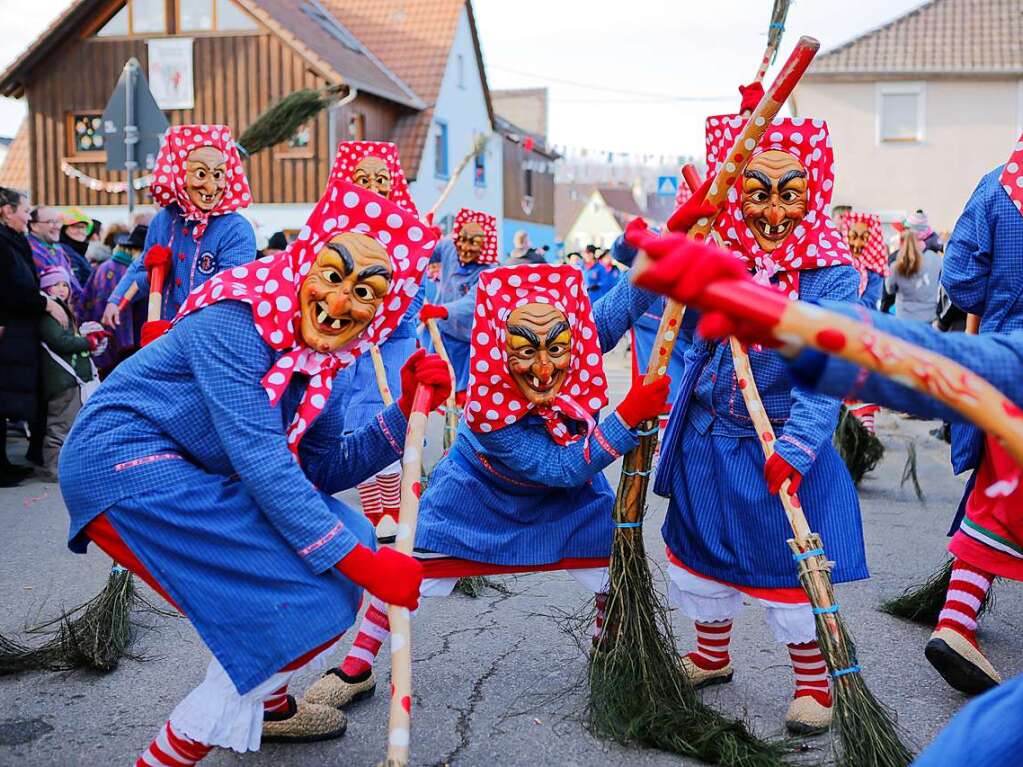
[{"left": 38, "top": 266, "right": 106, "bottom": 478}]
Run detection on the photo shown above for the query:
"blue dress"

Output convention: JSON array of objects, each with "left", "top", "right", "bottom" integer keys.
[
  {"left": 58, "top": 301, "right": 408, "bottom": 694},
  {"left": 658, "top": 265, "right": 868, "bottom": 589},
  {"left": 860, "top": 270, "right": 885, "bottom": 310},
  {"left": 427, "top": 238, "right": 494, "bottom": 391},
  {"left": 942, "top": 166, "right": 1023, "bottom": 473},
  {"left": 109, "top": 205, "right": 256, "bottom": 321},
  {"left": 414, "top": 276, "right": 655, "bottom": 565}
]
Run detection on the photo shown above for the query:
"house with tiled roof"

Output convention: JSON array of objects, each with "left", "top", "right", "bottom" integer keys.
[
  {"left": 562, "top": 186, "right": 660, "bottom": 252},
  {"left": 794, "top": 0, "right": 1023, "bottom": 230},
  {"left": 0, "top": 0, "right": 500, "bottom": 238}
]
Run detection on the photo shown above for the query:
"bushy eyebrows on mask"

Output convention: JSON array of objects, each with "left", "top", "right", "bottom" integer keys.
[
  {"left": 507, "top": 320, "right": 570, "bottom": 346},
  {"left": 743, "top": 168, "right": 807, "bottom": 190},
  {"left": 324, "top": 241, "right": 392, "bottom": 281}
]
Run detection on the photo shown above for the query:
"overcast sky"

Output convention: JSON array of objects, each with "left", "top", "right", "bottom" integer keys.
[{"left": 0, "top": 0, "right": 925, "bottom": 156}]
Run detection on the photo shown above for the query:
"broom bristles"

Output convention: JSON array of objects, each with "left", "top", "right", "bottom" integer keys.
[
  {"left": 237, "top": 84, "right": 350, "bottom": 157},
  {"left": 834, "top": 406, "right": 885, "bottom": 484},
  {"left": 792, "top": 535, "right": 914, "bottom": 767},
  {"left": 880, "top": 558, "right": 995, "bottom": 625},
  {"left": 0, "top": 569, "right": 173, "bottom": 676},
  {"left": 766, "top": 0, "right": 791, "bottom": 60},
  {"left": 588, "top": 528, "right": 787, "bottom": 766}
]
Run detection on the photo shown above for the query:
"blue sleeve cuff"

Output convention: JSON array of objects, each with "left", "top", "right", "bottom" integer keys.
[
  {"left": 377, "top": 403, "right": 410, "bottom": 458},
  {"left": 595, "top": 411, "right": 640, "bottom": 459},
  {"left": 298, "top": 520, "right": 360, "bottom": 573},
  {"left": 774, "top": 433, "right": 816, "bottom": 476}
]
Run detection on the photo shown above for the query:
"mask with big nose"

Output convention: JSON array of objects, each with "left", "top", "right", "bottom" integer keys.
[
  {"left": 298, "top": 232, "right": 392, "bottom": 354},
  {"left": 846, "top": 221, "right": 869, "bottom": 257},
  {"left": 741, "top": 149, "right": 808, "bottom": 253},
  {"left": 505, "top": 302, "right": 572, "bottom": 406},
  {"left": 351, "top": 156, "right": 393, "bottom": 198},
  {"left": 456, "top": 221, "right": 485, "bottom": 265},
  {"left": 185, "top": 146, "right": 229, "bottom": 211}
]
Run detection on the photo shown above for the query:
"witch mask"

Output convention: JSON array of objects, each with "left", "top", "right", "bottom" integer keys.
[
  {"left": 298, "top": 232, "right": 393, "bottom": 354},
  {"left": 741, "top": 150, "right": 808, "bottom": 252},
  {"left": 351, "top": 156, "right": 392, "bottom": 198},
  {"left": 456, "top": 221, "right": 486, "bottom": 265},
  {"left": 505, "top": 303, "right": 572, "bottom": 406},
  {"left": 186, "top": 146, "right": 229, "bottom": 211},
  {"left": 845, "top": 219, "right": 870, "bottom": 257}
]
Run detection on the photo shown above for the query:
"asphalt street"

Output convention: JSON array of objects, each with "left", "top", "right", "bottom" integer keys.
[{"left": 1, "top": 349, "right": 1018, "bottom": 766}]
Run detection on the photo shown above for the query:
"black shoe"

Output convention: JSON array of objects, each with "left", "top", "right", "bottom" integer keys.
[{"left": 0, "top": 464, "right": 34, "bottom": 487}]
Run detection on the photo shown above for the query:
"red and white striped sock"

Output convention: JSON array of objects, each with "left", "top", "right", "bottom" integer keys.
[
  {"left": 263, "top": 683, "right": 290, "bottom": 714},
  {"left": 685, "top": 620, "right": 732, "bottom": 671},
  {"left": 340, "top": 597, "right": 390, "bottom": 678},
  {"left": 937, "top": 559, "right": 994, "bottom": 648},
  {"left": 592, "top": 592, "right": 608, "bottom": 646},
  {"left": 357, "top": 480, "right": 383, "bottom": 526},
  {"left": 788, "top": 641, "right": 831, "bottom": 706},
  {"left": 377, "top": 473, "right": 402, "bottom": 521},
  {"left": 136, "top": 721, "right": 212, "bottom": 766}
]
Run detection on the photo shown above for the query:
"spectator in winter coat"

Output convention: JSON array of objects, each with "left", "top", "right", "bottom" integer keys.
[
  {"left": 0, "top": 187, "right": 69, "bottom": 486},
  {"left": 28, "top": 205, "right": 82, "bottom": 308},
  {"left": 885, "top": 227, "right": 943, "bottom": 322},
  {"left": 37, "top": 266, "right": 106, "bottom": 478},
  {"left": 59, "top": 208, "right": 94, "bottom": 287}
]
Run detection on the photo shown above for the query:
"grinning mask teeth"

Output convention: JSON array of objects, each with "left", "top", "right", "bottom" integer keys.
[
  {"left": 505, "top": 302, "right": 572, "bottom": 406},
  {"left": 297, "top": 232, "right": 393, "bottom": 354},
  {"left": 740, "top": 150, "right": 808, "bottom": 252},
  {"left": 185, "top": 146, "right": 229, "bottom": 211}
]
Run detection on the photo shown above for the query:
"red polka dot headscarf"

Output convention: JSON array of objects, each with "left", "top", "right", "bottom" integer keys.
[
  {"left": 999, "top": 131, "right": 1023, "bottom": 214},
  {"left": 150, "top": 124, "right": 252, "bottom": 240},
  {"left": 330, "top": 141, "right": 419, "bottom": 217},
  {"left": 173, "top": 179, "right": 435, "bottom": 454},
  {"left": 704, "top": 114, "right": 852, "bottom": 299},
  {"left": 454, "top": 208, "right": 499, "bottom": 265},
  {"left": 463, "top": 264, "right": 608, "bottom": 452},
  {"left": 842, "top": 212, "right": 889, "bottom": 294}
]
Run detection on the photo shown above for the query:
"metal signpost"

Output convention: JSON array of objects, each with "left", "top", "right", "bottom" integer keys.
[{"left": 102, "top": 58, "right": 168, "bottom": 216}]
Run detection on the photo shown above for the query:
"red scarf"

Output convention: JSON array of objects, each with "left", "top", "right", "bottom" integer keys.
[
  {"left": 454, "top": 208, "right": 499, "bottom": 264},
  {"left": 463, "top": 264, "right": 608, "bottom": 452},
  {"left": 998, "top": 131, "right": 1023, "bottom": 214},
  {"left": 704, "top": 115, "right": 852, "bottom": 299},
  {"left": 330, "top": 141, "right": 419, "bottom": 217},
  {"left": 150, "top": 124, "right": 251, "bottom": 240},
  {"left": 842, "top": 212, "right": 889, "bottom": 295},
  {"left": 173, "top": 179, "right": 435, "bottom": 454}
]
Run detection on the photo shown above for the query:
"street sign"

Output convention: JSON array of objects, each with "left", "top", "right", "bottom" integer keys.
[
  {"left": 656, "top": 175, "right": 679, "bottom": 196},
  {"left": 102, "top": 58, "right": 168, "bottom": 174}
]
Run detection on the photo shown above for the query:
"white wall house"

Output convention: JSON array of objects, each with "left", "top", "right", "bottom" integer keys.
[
  {"left": 793, "top": 0, "right": 1023, "bottom": 233},
  {"left": 408, "top": 4, "right": 501, "bottom": 242}
]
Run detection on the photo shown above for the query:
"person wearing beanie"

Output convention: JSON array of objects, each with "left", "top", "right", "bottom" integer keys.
[
  {"left": 81, "top": 225, "right": 148, "bottom": 376},
  {"left": 37, "top": 265, "right": 107, "bottom": 478},
  {"left": 59, "top": 208, "right": 95, "bottom": 286},
  {"left": 102, "top": 125, "right": 256, "bottom": 337}
]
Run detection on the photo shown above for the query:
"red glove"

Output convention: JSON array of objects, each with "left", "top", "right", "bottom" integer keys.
[
  {"left": 666, "top": 177, "right": 717, "bottom": 234},
  {"left": 764, "top": 452, "right": 802, "bottom": 496},
  {"left": 335, "top": 544, "right": 423, "bottom": 610},
  {"left": 397, "top": 348, "right": 452, "bottom": 418},
  {"left": 616, "top": 376, "right": 672, "bottom": 428},
  {"left": 85, "top": 331, "right": 109, "bottom": 352},
  {"left": 738, "top": 81, "right": 765, "bottom": 114},
  {"left": 420, "top": 303, "right": 448, "bottom": 323},
  {"left": 143, "top": 244, "right": 172, "bottom": 272},
  {"left": 139, "top": 320, "right": 171, "bottom": 347}
]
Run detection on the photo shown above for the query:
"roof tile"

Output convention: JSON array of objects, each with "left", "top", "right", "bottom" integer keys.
[
  {"left": 810, "top": 0, "right": 1023, "bottom": 76},
  {"left": 0, "top": 122, "right": 30, "bottom": 192}
]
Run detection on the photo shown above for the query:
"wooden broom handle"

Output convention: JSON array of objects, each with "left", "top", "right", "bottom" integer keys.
[
  {"left": 690, "top": 278, "right": 1023, "bottom": 466},
  {"left": 381, "top": 385, "right": 433, "bottom": 767},
  {"left": 638, "top": 36, "right": 820, "bottom": 385},
  {"left": 728, "top": 338, "right": 812, "bottom": 541},
  {"left": 426, "top": 318, "right": 458, "bottom": 415},
  {"left": 370, "top": 344, "right": 394, "bottom": 406},
  {"left": 966, "top": 313, "right": 981, "bottom": 335},
  {"left": 426, "top": 134, "right": 490, "bottom": 221},
  {"left": 147, "top": 264, "right": 167, "bottom": 322}
]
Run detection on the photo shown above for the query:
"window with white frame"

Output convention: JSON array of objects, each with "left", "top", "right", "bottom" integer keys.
[{"left": 877, "top": 82, "right": 925, "bottom": 143}]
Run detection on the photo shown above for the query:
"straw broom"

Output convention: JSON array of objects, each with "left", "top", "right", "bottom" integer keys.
[
  {"left": 834, "top": 405, "right": 885, "bottom": 485},
  {"left": 728, "top": 339, "right": 913, "bottom": 767},
  {"left": 0, "top": 249, "right": 178, "bottom": 677},
  {"left": 378, "top": 385, "right": 433, "bottom": 767},
  {"left": 236, "top": 84, "right": 357, "bottom": 157},
  {"left": 880, "top": 313, "right": 983, "bottom": 619},
  {"left": 586, "top": 39, "right": 821, "bottom": 767}
]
